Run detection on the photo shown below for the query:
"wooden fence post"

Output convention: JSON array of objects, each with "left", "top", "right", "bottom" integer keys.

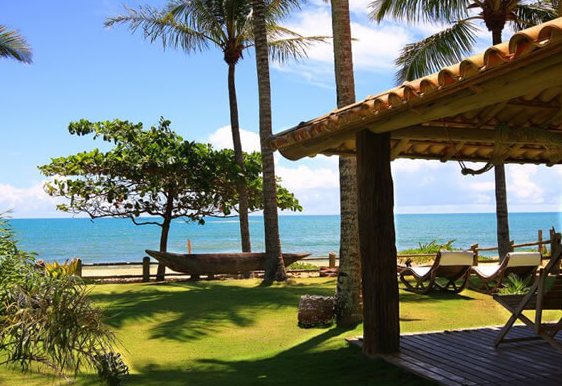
[
  {"left": 142, "top": 257, "right": 150, "bottom": 282},
  {"left": 187, "top": 238, "right": 192, "bottom": 254},
  {"left": 76, "top": 258, "right": 83, "bottom": 278},
  {"left": 538, "top": 229, "right": 543, "bottom": 254},
  {"left": 328, "top": 252, "right": 336, "bottom": 268},
  {"left": 509, "top": 240, "right": 515, "bottom": 253},
  {"left": 550, "top": 228, "right": 559, "bottom": 257},
  {"left": 470, "top": 244, "right": 479, "bottom": 266},
  {"left": 550, "top": 233, "right": 562, "bottom": 255}
]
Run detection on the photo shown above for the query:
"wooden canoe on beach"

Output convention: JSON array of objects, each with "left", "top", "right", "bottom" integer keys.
[{"left": 145, "top": 250, "right": 311, "bottom": 275}]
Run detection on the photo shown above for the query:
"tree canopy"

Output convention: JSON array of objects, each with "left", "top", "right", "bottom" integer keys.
[{"left": 39, "top": 118, "right": 301, "bottom": 226}]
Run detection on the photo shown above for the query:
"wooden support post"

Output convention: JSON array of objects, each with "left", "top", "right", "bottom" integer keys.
[
  {"left": 76, "top": 258, "right": 82, "bottom": 278},
  {"left": 551, "top": 228, "right": 560, "bottom": 257},
  {"left": 470, "top": 244, "right": 479, "bottom": 266},
  {"left": 509, "top": 240, "right": 515, "bottom": 253},
  {"left": 142, "top": 256, "right": 150, "bottom": 282},
  {"left": 538, "top": 230, "right": 543, "bottom": 254},
  {"left": 357, "top": 129, "right": 400, "bottom": 355},
  {"left": 550, "top": 228, "right": 555, "bottom": 256},
  {"left": 329, "top": 252, "right": 336, "bottom": 268},
  {"left": 187, "top": 238, "right": 192, "bottom": 254}
]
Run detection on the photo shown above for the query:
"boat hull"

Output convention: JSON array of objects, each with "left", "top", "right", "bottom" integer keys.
[{"left": 145, "top": 250, "right": 311, "bottom": 275}]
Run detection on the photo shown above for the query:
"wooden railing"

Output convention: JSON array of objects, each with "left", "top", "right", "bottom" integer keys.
[{"left": 75, "top": 228, "right": 560, "bottom": 281}]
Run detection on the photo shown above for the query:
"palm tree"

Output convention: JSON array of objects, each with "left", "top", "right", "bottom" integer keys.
[
  {"left": 330, "top": 0, "right": 362, "bottom": 324},
  {"left": 107, "top": 0, "right": 327, "bottom": 277},
  {"left": 0, "top": 25, "right": 32, "bottom": 63},
  {"left": 252, "top": 0, "right": 285, "bottom": 284},
  {"left": 250, "top": 0, "right": 327, "bottom": 283},
  {"left": 370, "top": 0, "right": 559, "bottom": 260}
]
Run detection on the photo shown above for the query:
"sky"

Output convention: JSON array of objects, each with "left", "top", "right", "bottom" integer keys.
[{"left": 1, "top": 0, "right": 561, "bottom": 218}]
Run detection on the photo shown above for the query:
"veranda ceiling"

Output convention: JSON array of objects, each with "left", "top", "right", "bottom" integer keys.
[{"left": 271, "top": 18, "right": 562, "bottom": 166}]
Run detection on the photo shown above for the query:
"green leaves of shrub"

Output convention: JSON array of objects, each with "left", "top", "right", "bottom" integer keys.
[
  {"left": 0, "top": 214, "right": 125, "bottom": 384},
  {"left": 498, "top": 274, "right": 530, "bottom": 295}
]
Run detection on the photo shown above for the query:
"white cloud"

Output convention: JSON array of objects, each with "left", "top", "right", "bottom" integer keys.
[
  {"left": 469, "top": 182, "right": 495, "bottom": 192},
  {"left": 276, "top": 9, "right": 414, "bottom": 83},
  {"left": 0, "top": 181, "right": 65, "bottom": 218},
  {"left": 208, "top": 125, "right": 261, "bottom": 152},
  {"left": 277, "top": 164, "right": 339, "bottom": 191},
  {"left": 507, "top": 165, "right": 544, "bottom": 204},
  {"left": 277, "top": 163, "right": 340, "bottom": 214},
  {"left": 392, "top": 159, "right": 440, "bottom": 173}
]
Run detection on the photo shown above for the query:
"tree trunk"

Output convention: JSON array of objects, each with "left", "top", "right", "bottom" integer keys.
[
  {"left": 356, "top": 129, "right": 399, "bottom": 355},
  {"left": 252, "top": 0, "right": 287, "bottom": 283},
  {"left": 227, "top": 62, "right": 251, "bottom": 253},
  {"left": 330, "top": 0, "right": 362, "bottom": 325},
  {"left": 156, "top": 217, "right": 171, "bottom": 281},
  {"left": 491, "top": 28, "right": 510, "bottom": 261},
  {"left": 156, "top": 191, "right": 174, "bottom": 281}
]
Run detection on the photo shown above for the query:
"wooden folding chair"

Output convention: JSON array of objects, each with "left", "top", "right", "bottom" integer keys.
[
  {"left": 471, "top": 252, "right": 541, "bottom": 294},
  {"left": 493, "top": 245, "right": 562, "bottom": 353},
  {"left": 400, "top": 251, "right": 474, "bottom": 294}
]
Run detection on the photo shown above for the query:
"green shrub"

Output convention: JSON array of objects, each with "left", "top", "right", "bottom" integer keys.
[
  {"left": 44, "top": 258, "right": 80, "bottom": 278},
  {"left": 0, "top": 214, "right": 127, "bottom": 384},
  {"left": 400, "top": 239, "right": 456, "bottom": 255},
  {"left": 287, "top": 261, "right": 319, "bottom": 270},
  {"left": 498, "top": 274, "right": 530, "bottom": 295}
]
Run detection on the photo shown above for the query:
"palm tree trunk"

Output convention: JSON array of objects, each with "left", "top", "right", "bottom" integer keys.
[
  {"left": 491, "top": 28, "right": 510, "bottom": 261},
  {"left": 227, "top": 62, "right": 252, "bottom": 253},
  {"left": 252, "top": 0, "right": 287, "bottom": 283},
  {"left": 331, "top": 0, "right": 362, "bottom": 325}
]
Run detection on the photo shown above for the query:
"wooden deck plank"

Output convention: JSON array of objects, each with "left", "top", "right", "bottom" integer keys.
[
  {"left": 400, "top": 337, "right": 508, "bottom": 382},
  {"left": 350, "top": 326, "right": 562, "bottom": 386},
  {"left": 424, "top": 328, "right": 562, "bottom": 375},
  {"left": 410, "top": 331, "right": 540, "bottom": 381},
  {"left": 399, "top": 340, "right": 493, "bottom": 383}
]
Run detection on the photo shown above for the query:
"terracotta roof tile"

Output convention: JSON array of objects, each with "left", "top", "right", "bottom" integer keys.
[{"left": 271, "top": 18, "right": 562, "bottom": 157}]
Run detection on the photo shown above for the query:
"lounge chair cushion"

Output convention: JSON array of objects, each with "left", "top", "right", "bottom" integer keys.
[
  {"left": 439, "top": 251, "right": 474, "bottom": 266},
  {"left": 410, "top": 266, "right": 432, "bottom": 277},
  {"left": 506, "top": 252, "right": 541, "bottom": 267},
  {"left": 473, "top": 264, "right": 501, "bottom": 278}
]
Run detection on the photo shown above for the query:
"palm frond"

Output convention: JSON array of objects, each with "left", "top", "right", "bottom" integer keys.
[
  {"left": 0, "top": 25, "right": 32, "bottom": 63},
  {"left": 369, "top": 0, "right": 472, "bottom": 24},
  {"left": 264, "top": 0, "right": 302, "bottom": 21},
  {"left": 512, "top": 2, "right": 559, "bottom": 32},
  {"left": 267, "top": 36, "right": 331, "bottom": 63},
  {"left": 105, "top": 5, "right": 214, "bottom": 52},
  {"left": 395, "top": 20, "right": 478, "bottom": 84},
  {"left": 168, "top": 0, "right": 231, "bottom": 43}
]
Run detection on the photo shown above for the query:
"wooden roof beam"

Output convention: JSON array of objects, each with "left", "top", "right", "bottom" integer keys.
[
  {"left": 441, "top": 141, "right": 466, "bottom": 162},
  {"left": 391, "top": 125, "right": 562, "bottom": 145},
  {"left": 390, "top": 139, "right": 410, "bottom": 160}
]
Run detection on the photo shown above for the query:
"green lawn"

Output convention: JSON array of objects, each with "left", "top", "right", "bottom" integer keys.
[{"left": 2, "top": 277, "right": 558, "bottom": 386}]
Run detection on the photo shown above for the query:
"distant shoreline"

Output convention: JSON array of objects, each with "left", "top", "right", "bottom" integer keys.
[{"left": 9, "top": 211, "right": 562, "bottom": 220}]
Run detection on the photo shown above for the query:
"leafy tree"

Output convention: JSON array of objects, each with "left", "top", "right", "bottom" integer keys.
[
  {"left": 0, "top": 24, "right": 32, "bottom": 63},
  {"left": 329, "top": 0, "right": 362, "bottom": 325},
  {"left": 39, "top": 119, "right": 301, "bottom": 281},
  {"left": 106, "top": 0, "right": 326, "bottom": 254},
  {"left": 370, "top": 0, "right": 559, "bottom": 260}
]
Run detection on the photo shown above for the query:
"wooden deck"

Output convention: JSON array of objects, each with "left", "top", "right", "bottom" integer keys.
[{"left": 349, "top": 326, "right": 562, "bottom": 386}]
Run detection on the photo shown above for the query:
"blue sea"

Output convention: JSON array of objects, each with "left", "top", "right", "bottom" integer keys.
[{"left": 8, "top": 213, "right": 562, "bottom": 263}]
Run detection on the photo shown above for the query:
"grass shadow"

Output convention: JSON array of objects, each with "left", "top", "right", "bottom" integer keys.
[
  {"left": 111, "top": 327, "right": 433, "bottom": 386},
  {"left": 90, "top": 280, "right": 335, "bottom": 342}
]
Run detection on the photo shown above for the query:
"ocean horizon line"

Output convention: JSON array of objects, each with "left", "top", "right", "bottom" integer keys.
[{"left": 8, "top": 211, "right": 562, "bottom": 221}]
